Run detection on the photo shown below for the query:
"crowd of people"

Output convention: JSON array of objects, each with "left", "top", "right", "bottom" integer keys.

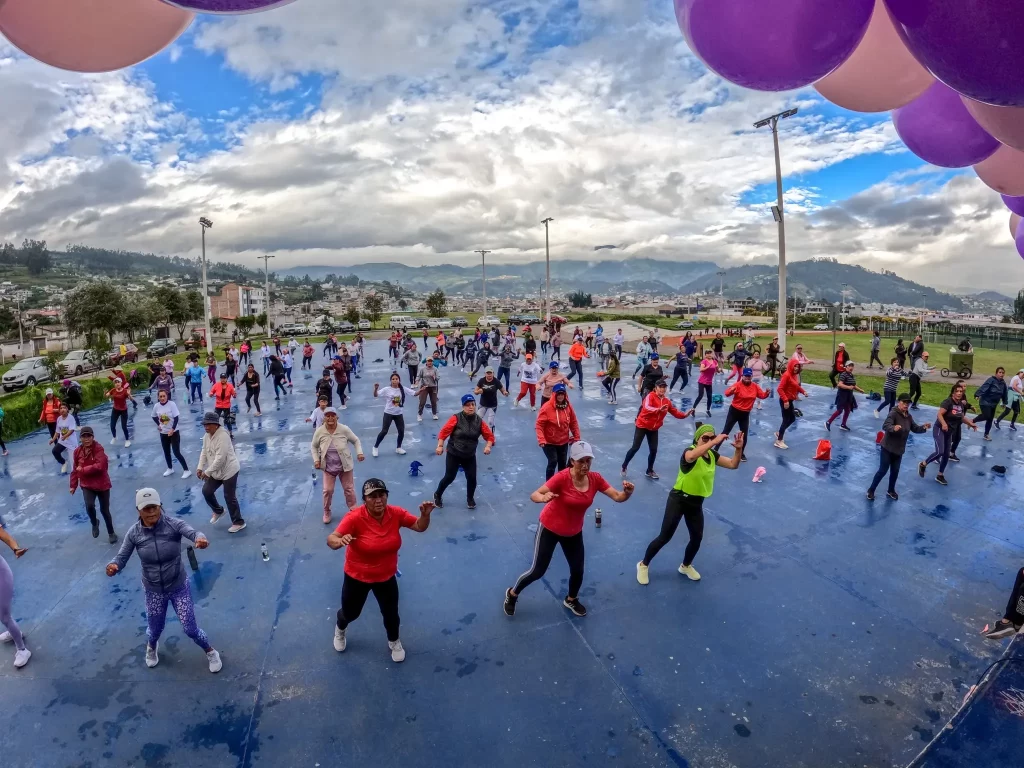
[{"left": 2, "top": 322, "right": 1022, "bottom": 675}]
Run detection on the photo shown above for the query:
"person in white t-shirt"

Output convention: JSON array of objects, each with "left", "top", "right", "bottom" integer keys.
[
  {"left": 260, "top": 342, "right": 272, "bottom": 376},
  {"left": 613, "top": 330, "right": 624, "bottom": 360},
  {"left": 307, "top": 397, "right": 329, "bottom": 429},
  {"left": 371, "top": 372, "right": 419, "bottom": 457},
  {"left": 152, "top": 389, "right": 190, "bottom": 478},
  {"left": 514, "top": 353, "right": 543, "bottom": 410},
  {"left": 49, "top": 404, "right": 78, "bottom": 474},
  {"left": 996, "top": 368, "right": 1024, "bottom": 430}
]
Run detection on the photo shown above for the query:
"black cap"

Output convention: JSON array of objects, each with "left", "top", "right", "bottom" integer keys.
[
  {"left": 897, "top": 393, "right": 913, "bottom": 403},
  {"left": 80, "top": 426, "right": 94, "bottom": 437},
  {"left": 362, "top": 478, "right": 389, "bottom": 498}
]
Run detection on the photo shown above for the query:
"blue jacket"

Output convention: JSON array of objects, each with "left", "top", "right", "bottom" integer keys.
[
  {"left": 976, "top": 376, "right": 1008, "bottom": 408},
  {"left": 111, "top": 515, "right": 201, "bottom": 594}
]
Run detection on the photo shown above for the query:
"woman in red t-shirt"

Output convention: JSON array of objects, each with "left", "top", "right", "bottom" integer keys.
[
  {"left": 104, "top": 380, "right": 133, "bottom": 447},
  {"left": 326, "top": 478, "right": 434, "bottom": 662},
  {"left": 504, "top": 441, "right": 633, "bottom": 618}
]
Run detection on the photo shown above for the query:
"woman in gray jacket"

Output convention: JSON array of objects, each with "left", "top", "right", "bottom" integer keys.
[
  {"left": 106, "top": 488, "right": 222, "bottom": 673},
  {"left": 311, "top": 408, "right": 364, "bottom": 524}
]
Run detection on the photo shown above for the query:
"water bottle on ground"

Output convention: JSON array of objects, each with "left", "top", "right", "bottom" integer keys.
[
  {"left": 595, "top": 508, "right": 602, "bottom": 528},
  {"left": 261, "top": 542, "right": 269, "bottom": 562}
]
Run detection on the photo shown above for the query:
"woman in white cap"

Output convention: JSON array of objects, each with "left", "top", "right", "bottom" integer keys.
[
  {"left": 48, "top": 404, "right": 79, "bottom": 474},
  {"left": 0, "top": 522, "right": 30, "bottom": 668},
  {"left": 504, "top": 441, "right": 633, "bottom": 618},
  {"left": 311, "top": 407, "right": 364, "bottom": 525},
  {"left": 197, "top": 412, "right": 245, "bottom": 533},
  {"left": 327, "top": 478, "right": 435, "bottom": 662},
  {"left": 433, "top": 394, "right": 494, "bottom": 510},
  {"left": 106, "top": 488, "right": 222, "bottom": 673}
]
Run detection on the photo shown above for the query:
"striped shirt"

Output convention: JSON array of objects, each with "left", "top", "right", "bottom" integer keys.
[{"left": 884, "top": 367, "right": 902, "bottom": 392}]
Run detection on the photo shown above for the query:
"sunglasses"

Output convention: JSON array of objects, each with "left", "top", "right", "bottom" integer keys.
[{"left": 699, "top": 434, "right": 715, "bottom": 442}]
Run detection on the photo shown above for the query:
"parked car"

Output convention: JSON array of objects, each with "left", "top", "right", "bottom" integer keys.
[
  {"left": 357, "top": 319, "right": 371, "bottom": 331},
  {"left": 451, "top": 317, "right": 468, "bottom": 327},
  {"left": 427, "top": 318, "right": 452, "bottom": 329},
  {"left": 61, "top": 350, "right": 101, "bottom": 377},
  {"left": 336, "top": 321, "right": 355, "bottom": 333},
  {"left": 476, "top": 315, "right": 502, "bottom": 327},
  {"left": 146, "top": 338, "right": 178, "bottom": 358},
  {"left": 389, "top": 315, "right": 412, "bottom": 330},
  {"left": 518, "top": 314, "right": 541, "bottom": 324},
  {"left": 413, "top": 317, "right": 429, "bottom": 329},
  {"left": 2, "top": 357, "right": 51, "bottom": 392},
  {"left": 108, "top": 343, "right": 139, "bottom": 366},
  {"left": 676, "top": 321, "right": 694, "bottom": 329},
  {"left": 813, "top": 324, "right": 829, "bottom": 331},
  {"left": 743, "top": 323, "right": 760, "bottom": 329},
  {"left": 839, "top": 324, "right": 856, "bottom": 331}
]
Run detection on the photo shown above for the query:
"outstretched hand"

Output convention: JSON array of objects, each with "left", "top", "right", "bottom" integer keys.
[
  {"left": 535, "top": 490, "right": 558, "bottom": 503},
  {"left": 419, "top": 501, "right": 436, "bottom": 516}
]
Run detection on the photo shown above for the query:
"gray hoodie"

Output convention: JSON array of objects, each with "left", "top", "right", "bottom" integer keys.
[
  {"left": 402, "top": 348, "right": 422, "bottom": 367},
  {"left": 111, "top": 514, "right": 201, "bottom": 594}
]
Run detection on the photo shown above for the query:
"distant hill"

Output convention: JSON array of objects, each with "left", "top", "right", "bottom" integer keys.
[{"left": 972, "top": 291, "right": 1013, "bottom": 303}]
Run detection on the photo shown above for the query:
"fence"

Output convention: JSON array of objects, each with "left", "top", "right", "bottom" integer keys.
[{"left": 870, "top": 322, "right": 1024, "bottom": 354}]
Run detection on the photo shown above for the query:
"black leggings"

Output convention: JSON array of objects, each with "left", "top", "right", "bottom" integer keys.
[
  {"left": 407, "top": 365, "right": 418, "bottom": 386},
  {"left": 0, "top": 422, "right": 6, "bottom": 451},
  {"left": 1004, "top": 568, "right": 1024, "bottom": 624},
  {"left": 722, "top": 406, "right": 750, "bottom": 458},
  {"left": 881, "top": 389, "right": 897, "bottom": 413},
  {"left": 670, "top": 367, "right": 688, "bottom": 391},
  {"left": 778, "top": 399, "right": 797, "bottom": 440},
  {"left": 245, "top": 389, "right": 261, "bottom": 411},
  {"left": 693, "top": 383, "right": 713, "bottom": 412},
  {"left": 375, "top": 413, "right": 405, "bottom": 448},
  {"left": 434, "top": 451, "right": 478, "bottom": 502},
  {"left": 110, "top": 409, "right": 129, "bottom": 440},
  {"left": 642, "top": 491, "right": 704, "bottom": 568},
  {"left": 160, "top": 432, "right": 189, "bottom": 471},
  {"left": 602, "top": 377, "right": 619, "bottom": 400},
  {"left": 622, "top": 427, "right": 659, "bottom": 473},
  {"left": 997, "top": 401, "right": 1020, "bottom": 426},
  {"left": 513, "top": 525, "right": 584, "bottom": 599},
  {"left": 951, "top": 423, "right": 963, "bottom": 455},
  {"left": 337, "top": 574, "right": 400, "bottom": 642},
  {"left": 868, "top": 447, "right": 903, "bottom": 495},
  {"left": 909, "top": 374, "right": 922, "bottom": 406},
  {"left": 52, "top": 444, "right": 68, "bottom": 465},
  {"left": 541, "top": 443, "right": 569, "bottom": 480},
  {"left": 979, "top": 404, "right": 997, "bottom": 437},
  {"left": 566, "top": 359, "right": 583, "bottom": 389},
  {"left": 82, "top": 488, "right": 115, "bottom": 535}
]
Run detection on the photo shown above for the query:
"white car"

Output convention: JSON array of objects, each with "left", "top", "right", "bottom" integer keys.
[
  {"left": 676, "top": 321, "right": 694, "bottom": 329},
  {"left": 62, "top": 350, "right": 101, "bottom": 376},
  {"left": 357, "top": 320, "right": 371, "bottom": 331},
  {"left": 813, "top": 324, "right": 829, "bottom": 331},
  {"left": 427, "top": 318, "right": 452, "bottom": 329},
  {"left": 2, "top": 357, "right": 51, "bottom": 392},
  {"left": 477, "top": 315, "right": 501, "bottom": 327}
]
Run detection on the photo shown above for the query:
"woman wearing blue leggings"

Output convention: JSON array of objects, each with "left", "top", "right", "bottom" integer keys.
[{"left": 0, "top": 524, "right": 30, "bottom": 668}]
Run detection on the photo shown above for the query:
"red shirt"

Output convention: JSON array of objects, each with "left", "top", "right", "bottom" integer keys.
[
  {"left": 538, "top": 469, "right": 610, "bottom": 537},
  {"left": 334, "top": 504, "right": 418, "bottom": 582},
  {"left": 110, "top": 389, "right": 131, "bottom": 411},
  {"left": 210, "top": 382, "right": 235, "bottom": 409}
]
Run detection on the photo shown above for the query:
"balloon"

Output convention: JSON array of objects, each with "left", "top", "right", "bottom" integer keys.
[
  {"left": 814, "top": 0, "right": 932, "bottom": 112},
  {"left": 892, "top": 82, "right": 999, "bottom": 168},
  {"left": 884, "top": 0, "right": 1024, "bottom": 108},
  {"left": 674, "top": 0, "right": 874, "bottom": 92},
  {"left": 0, "top": 0, "right": 192, "bottom": 73},
  {"left": 962, "top": 99, "right": 1024, "bottom": 153},
  {"left": 1016, "top": 218, "right": 1024, "bottom": 260},
  {"left": 975, "top": 146, "right": 1024, "bottom": 197},
  {"left": 159, "top": 0, "right": 297, "bottom": 13},
  {"left": 1011, "top": 213, "right": 1022, "bottom": 240},
  {"left": 1004, "top": 196, "right": 1024, "bottom": 218}
]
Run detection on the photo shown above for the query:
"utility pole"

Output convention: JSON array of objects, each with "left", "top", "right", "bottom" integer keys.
[
  {"left": 15, "top": 291, "right": 24, "bottom": 357},
  {"left": 475, "top": 249, "right": 491, "bottom": 318},
  {"left": 717, "top": 271, "right": 726, "bottom": 333},
  {"left": 541, "top": 218, "right": 553, "bottom": 324},
  {"left": 258, "top": 254, "right": 275, "bottom": 334},
  {"left": 199, "top": 216, "right": 213, "bottom": 355},
  {"left": 841, "top": 283, "right": 848, "bottom": 331}
]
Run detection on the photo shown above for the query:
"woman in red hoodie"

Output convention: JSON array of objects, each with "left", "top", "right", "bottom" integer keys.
[
  {"left": 722, "top": 367, "right": 769, "bottom": 461},
  {"left": 70, "top": 426, "right": 118, "bottom": 543},
  {"left": 535, "top": 383, "right": 580, "bottom": 480},
  {"left": 621, "top": 378, "right": 692, "bottom": 480},
  {"left": 774, "top": 359, "right": 807, "bottom": 450}
]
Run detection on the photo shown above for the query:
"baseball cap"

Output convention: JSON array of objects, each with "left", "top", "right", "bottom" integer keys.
[
  {"left": 361, "top": 478, "right": 388, "bottom": 498},
  {"left": 485, "top": 366, "right": 494, "bottom": 374},
  {"left": 45, "top": 387, "right": 53, "bottom": 395},
  {"left": 549, "top": 361, "right": 560, "bottom": 369},
  {"left": 525, "top": 353, "right": 533, "bottom": 360},
  {"left": 838, "top": 342, "right": 846, "bottom": 348},
  {"left": 742, "top": 367, "right": 753, "bottom": 377},
  {"left": 461, "top": 394, "right": 476, "bottom": 405},
  {"left": 323, "top": 407, "right": 338, "bottom": 415},
  {"left": 655, "top": 377, "right": 668, "bottom": 388},
  {"left": 569, "top": 441, "right": 594, "bottom": 461},
  {"left": 650, "top": 354, "right": 660, "bottom": 360},
  {"left": 135, "top": 488, "right": 161, "bottom": 509},
  {"left": 80, "top": 426, "right": 94, "bottom": 437},
  {"left": 845, "top": 360, "right": 855, "bottom": 367},
  {"left": 897, "top": 393, "right": 913, "bottom": 403},
  {"left": 552, "top": 383, "right": 567, "bottom": 394},
  {"left": 219, "top": 372, "right": 227, "bottom": 378}
]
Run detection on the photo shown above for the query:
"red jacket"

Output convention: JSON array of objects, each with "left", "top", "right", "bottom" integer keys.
[
  {"left": 70, "top": 443, "right": 112, "bottom": 493},
  {"left": 39, "top": 396, "right": 62, "bottom": 423},
  {"left": 535, "top": 398, "right": 580, "bottom": 446},
  {"left": 724, "top": 379, "right": 770, "bottom": 412},
  {"left": 833, "top": 348, "right": 849, "bottom": 372},
  {"left": 777, "top": 359, "right": 807, "bottom": 405},
  {"left": 635, "top": 392, "right": 686, "bottom": 430}
]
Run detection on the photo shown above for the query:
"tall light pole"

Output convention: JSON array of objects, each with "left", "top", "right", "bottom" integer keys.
[
  {"left": 754, "top": 107, "right": 798, "bottom": 357},
  {"left": 475, "top": 249, "right": 491, "bottom": 318},
  {"left": 717, "top": 270, "right": 726, "bottom": 333},
  {"left": 541, "top": 218, "right": 553, "bottom": 324},
  {"left": 199, "top": 216, "right": 213, "bottom": 355},
  {"left": 841, "top": 282, "right": 848, "bottom": 330},
  {"left": 258, "top": 254, "right": 274, "bottom": 334},
  {"left": 920, "top": 292, "right": 927, "bottom": 334}
]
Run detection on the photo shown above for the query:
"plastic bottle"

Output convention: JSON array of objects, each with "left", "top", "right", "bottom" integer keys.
[
  {"left": 261, "top": 542, "right": 269, "bottom": 562},
  {"left": 595, "top": 508, "right": 602, "bottom": 528}
]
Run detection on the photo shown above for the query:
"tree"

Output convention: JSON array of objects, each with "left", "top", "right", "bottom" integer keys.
[
  {"left": 235, "top": 315, "right": 256, "bottom": 337},
  {"left": 398, "top": 298, "right": 408, "bottom": 310},
  {"left": 1013, "top": 290, "right": 1024, "bottom": 325},
  {"left": 21, "top": 239, "right": 50, "bottom": 276},
  {"left": 42, "top": 351, "right": 65, "bottom": 384},
  {"left": 344, "top": 305, "right": 360, "bottom": 325},
  {"left": 65, "top": 283, "right": 125, "bottom": 344},
  {"left": 568, "top": 290, "right": 593, "bottom": 308},
  {"left": 120, "top": 295, "right": 162, "bottom": 341},
  {"left": 0, "top": 243, "right": 16, "bottom": 266},
  {"left": 210, "top": 317, "right": 226, "bottom": 334},
  {"left": 255, "top": 312, "right": 269, "bottom": 334},
  {"left": 173, "top": 290, "right": 204, "bottom": 339},
  {"left": 0, "top": 306, "right": 15, "bottom": 336},
  {"left": 425, "top": 289, "right": 447, "bottom": 317},
  {"left": 363, "top": 293, "right": 384, "bottom": 325}
]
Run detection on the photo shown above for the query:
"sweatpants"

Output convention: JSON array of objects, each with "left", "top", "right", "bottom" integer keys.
[
  {"left": 868, "top": 447, "right": 903, "bottom": 495},
  {"left": 52, "top": 444, "right": 68, "bottom": 465},
  {"left": 0, "top": 555, "right": 26, "bottom": 650},
  {"left": 110, "top": 409, "right": 129, "bottom": 440},
  {"left": 434, "top": 452, "right": 477, "bottom": 503},
  {"left": 778, "top": 399, "right": 797, "bottom": 441},
  {"left": 721, "top": 406, "right": 750, "bottom": 458},
  {"left": 622, "top": 427, "right": 659, "bottom": 473},
  {"left": 202, "top": 472, "right": 244, "bottom": 525},
  {"left": 827, "top": 405, "right": 853, "bottom": 428},
  {"left": 337, "top": 574, "right": 400, "bottom": 642},
  {"left": 909, "top": 373, "right": 922, "bottom": 406},
  {"left": 418, "top": 389, "right": 438, "bottom": 416},
  {"left": 160, "top": 432, "right": 189, "bottom": 471},
  {"left": 407, "top": 364, "right": 418, "bottom": 386},
  {"left": 601, "top": 377, "right": 619, "bottom": 401},
  {"left": 323, "top": 469, "right": 356, "bottom": 514},
  {"left": 512, "top": 525, "right": 584, "bottom": 599},
  {"left": 670, "top": 367, "right": 688, "bottom": 391},
  {"left": 245, "top": 389, "right": 261, "bottom": 412},
  {"left": 924, "top": 423, "right": 953, "bottom": 473},
  {"left": 641, "top": 491, "right": 704, "bottom": 568},
  {"left": 82, "top": 489, "right": 115, "bottom": 534},
  {"left": 515, "top": 382, "right": 537, "bottom": 407},
  {"left": 997, "top": 401, "right": 1020, "bottom": 427},
  {"left": 693, "top": 383, "right": 713, "bottom": 413},
  {"left": 145, "top": 581, "right": 209, "bottom": 650},
  {"left": 978, "top": 404, "right": 997, "bottom": 437},
  {"left": 497, "top": 366, "right": 511, "bottom": 390},
  {"left": 374, "top": 414, "right": 405, "bottom": 448},
  {"left": 541, "top": 443, "right": 569, "bottom": 480}
]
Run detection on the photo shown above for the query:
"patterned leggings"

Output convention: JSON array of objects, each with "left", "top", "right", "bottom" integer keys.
[{"left": 145, "top": 582, "right": 210, "bottom": 650}]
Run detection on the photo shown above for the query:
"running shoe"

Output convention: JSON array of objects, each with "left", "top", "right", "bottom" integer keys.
[
  {"left": 984, "top": 435, "right": 992, "bottom": 441},
  {"left": 389, "top": 639, "right": 406, "bottom": 662},
  {"left": 110, "top": 438, "right": 118, "bottom": 445},
  {"left": 91, "top": 522, "right": 99, "bottom": 538},
  {"left": 636, "top": 562, "right": 649, "bottom": 586},
  {"left": 210, "top": 510, "right": 224, "bottom": 524},
  {"left": 503, "top": 588, "right": 517, "bottom": 616},
  {"left": 182, "top": 470, "right": 191, "bottom": 479},
  {"left": 620, "top": 467, "right": 628, "bottom": 478},
  {"left": 108, "top": 533, "right": 118, "bottom": 544},
  {"left": 395, "top": 447, "right": 407, "bottom": 455},
  {"left": 949, "top": 454, "right": 960, "bottom": 463},
  {"left": 207, "top": 649, "right": 223, "bottom": 673},
  {"left": 334, "top": 626, "right": 347, "bottom": 652},
  {"left": 323, "top": 511, "right": 331, "bottom": 525},
  {"left": 145, "top": 642, "right": 159, "bottom": 668},
  {"left": 866, "top": 490, "right": 874, "bottom": 501},
  {"left": 563, "top": 597, "right": 587, "bottom": 617},
  {"left": 228, "top": 523, "right": 246, "bottom": 533},
  {"left": 1012, "top": 426, "right": 1018, "bottom": 432},
  {"left": 0, "top": 631, "right": 11, "bottom": 643},
  {"left": 678, "top": 564, "right": 701, "bottom": 581},
  {"left": 124, "top": 441, "right": 131, "bottom": 448},
  {"left": 936, "top": 474, "right": 948, "bottom": 486},
  {"left": 163, "top": 468, "right": 174, "bottom": 477},
  {"left": 886, "top": 490, "right": 899, "bottom": 501},
  {"left": 918, "top": 461, "right": 926, "bottom": 478},
  {"left": 773, "top": 440, "right": 788, "bottom": 450},
  {"left": 417, "top": 415, "right": 423, "bottom": 422},
  {"left": 984, "top": 620, "right": 1019, "bottom": 640},
  {"left": 824, "top": 421, "right": 831, "bottom": 432},
  {"left": 14, "top": 648, "right": 31, "bottom": 668},
  {"left": 61, "top": 463, "right": 68, "bottom": 475},
  {"left": 433, "top": 493, "right": 443, "bottom": 509},
  {"left": 467, "top": 499, "right": 476, "bottom": 510},
  {"left": 873, "top": 410, "right": 879, "bottom": 419},
  {"left": 432, "top": 413, "right": 438, "bottom": 419},
  {"left": 839, "top": 425, "right": 850, "bottom": 432},
  {"left": 372, "top": 446, "right": 378, "bottom": 457},
  {"left": 645, "top": 470, "right": 659, "bottom": 480}
]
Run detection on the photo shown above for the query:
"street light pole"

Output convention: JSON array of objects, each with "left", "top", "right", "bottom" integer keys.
[
  {"left": 754, "top": 107, "right": 798, "bottom": 357},
  {"left": 199, "top": 217, "right": 213, "bottom": 355},
  {"left": 475, "top": 249, "right": 491, "bottom": 318},
  {"left": 541, "top": 218, "right": 553, "bottom": 324},
  {"left": 921, "top": 293, "right": 926, "bottom": 334},
  {"left": 841, "top": 282, "right": 848, "bottom": 331},
  {"left": 717, "top": 271, "right": 726, "bottom": 333},
  {"left": 258, "top": 254, "right": 275, "bottom": 334}
]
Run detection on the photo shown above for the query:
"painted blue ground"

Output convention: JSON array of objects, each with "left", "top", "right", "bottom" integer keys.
[{"left": 0, "top": 340, "right": 1020, "bottom": 768}]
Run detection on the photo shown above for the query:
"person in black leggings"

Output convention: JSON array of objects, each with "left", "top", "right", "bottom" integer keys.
[
  {"left": 691, "top": 351, "right": 718, "bottom": 416},
  {"left": 983, "top": 567, "right": 1024, "bottom": 639},
  {"left": 919, "top": 384, "right": 976, "bottom": 486},
  {"left": 243, "top": 364, "right": 262, "bottom": 416},
  {"left": 372, "top": 373, "right": 417, "bottom": 457},
  {"left": 432, "top": 395, "right": 494, "bottom": 510}
]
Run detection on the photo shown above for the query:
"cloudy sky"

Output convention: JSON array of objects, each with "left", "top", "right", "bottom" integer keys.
[{"left": 0, "top": 0, "right": 1014, "bottom": 291}]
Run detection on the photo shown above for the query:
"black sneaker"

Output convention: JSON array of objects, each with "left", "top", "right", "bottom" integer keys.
[
  {"left": 824, "top": 421, "right": 831, "bottom": 432},
  {"left": 918, "top": 461, "right": 927, "bottom": 477},
  {"left": 866, "top": 490, "right": 875, "bottom": 501},
  {"left": 467, "top": 499, "right": 477, "bottom": 510},
  {"left": 433, "top": 493, "right": 443, "bottom": 509},
  {"left": 740, "top": 455, "right": 748, "bottom": 462},
  {"left": 645, "top": 470, "right": 659, "bottom": 480},
  {"left": 886, "top": 490, "right": 899, "bottom": 501},
  {"left": 949, "top": 454, "right": 960, "bottom": 463},
  {"left": 503, "top": 588, "right": 517, "bottom": 617},
  {"left": 563, "top": 597, "right": 587, "bottom": 617},
  {"left": 839, "top": 425, "right": 851, "bottom": 432},
  {"left": 108, "top": 533, "right": 118, "bottom": 544},
  {"left": 936, "top": 474, "right": 948, "bottom": 486},
  {"left": 984, "top": 619, "right": 1018, "bottom": 640},
  {"left": 91, "top": 522, "right": 99, "bottom": 538}
]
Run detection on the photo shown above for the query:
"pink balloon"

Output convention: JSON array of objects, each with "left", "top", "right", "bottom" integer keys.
[
  {"left": 975, "top": 145, "right": 1024, "bottom": 197},
  {"left": 962, "top": 98, "right": 1024, "bottom": 153},
  {"left": 1011, "top": 213, "right": 1022, "bottom": 240},
  {"left": 0, "top": 0, "right": 192, "bottom": 74},
  {"left": 814, "top": 0, "right": 933, "bottom": 113}
]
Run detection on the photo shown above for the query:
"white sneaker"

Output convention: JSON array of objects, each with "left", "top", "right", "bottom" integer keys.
[
  {"left": 531, "top": 406, "right": 537, "bottom": 411},
  {"left": 13, "top": 648, "right": 31, "bottom": 668},
  {"left": 389, "top": 639, "right": 406, "bottom": 662},
  {"left": 182, "top": 470, "right": 191, "bottom": 479},
  {"left": 206, "top": 649, "right": 223, "bottom": 673},
  {"left": 61, "top": 463, "right": 69, "bottom": 474},
  {"left": 636, "top": 562, "right": 649, "bottom": 586},
  {"left": 210, "top": 511, "right": 224, "bottom": 524},
  {"left": 228, "top": 523, "right": 246, "bottom": 533},
  {"left": 163, "top": 468, "right": 174, "bottom": 477},
  {"left": 124, "top": 441, "right": 131, "bottom": 448},
  {"left": 110, "top": 438, "right": 118, "bottom": 445},
  {"left": 873, "top": 410, "right": 880, "bottom": 418},
  {"left": 145, "top": 643, "right": 159, "bottom": 668},
  {"left": 774, "top": 439, "right": 788, "bottom": 449},
  {"left": 417, "top": 415, "right": 423, "bottom": 422},
  {"left": 334, "top": 626, "right": 347, "bottom": 652},
  {"left": 340, "top": 404, "right": 348, "bottom": 410},
  {"left": 372, "top": 447, "right": 378, "bottom": 457},
  {"left": 0, "top": 631, "right": 11, "bottom": 643},
  {"left": 678, "top": 564, "right": 701, "bottom": 581},
  {"left": 395, "top": 447, "right": 407, "bottom": 455},
  {"left": 432, "top": 414, "right": 438, "bottom": 420}
]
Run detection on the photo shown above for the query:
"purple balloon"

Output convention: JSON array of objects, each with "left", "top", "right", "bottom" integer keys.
[
  {"left": 892, "top": 82, "right": 1000, "bottom": 168},
  {"left": 885, "top": 0, "right": 1024, "bottom": 108},
  {"left": 160, "top": 0, "right": 297, "bottom": 14},
  {"left": 674, "top": 0, "right": 874, "bottom": 92},
  {"left": 1004, "top": 195, "right": 1024, "bottom": 218},
  {"left": 1017, "top": 218, "right": 1024, "bottom": 260}
]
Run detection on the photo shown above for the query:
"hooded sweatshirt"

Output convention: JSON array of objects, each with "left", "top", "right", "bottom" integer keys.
[
  {"left": 635, "top": 391, "right": 687, "bottom": 430},
  {"left": 776, "top": 359, "right": 807, "bottom": 405},
  {"left": 534, "top": 396, "right": 580, "bottom": 446},
  {"left": 724, "top": 379, "right": 770, "bottom": 412}
]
